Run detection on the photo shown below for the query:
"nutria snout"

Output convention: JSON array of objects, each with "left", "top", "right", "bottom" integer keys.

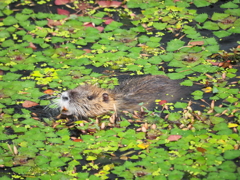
[{"left": 53, "top": 75, "right": 193, "bottom": 117}]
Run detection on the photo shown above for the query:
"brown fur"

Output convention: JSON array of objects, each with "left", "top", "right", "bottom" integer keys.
[{"left": 57, "top": 75, "right": 188, "bottom": 117}]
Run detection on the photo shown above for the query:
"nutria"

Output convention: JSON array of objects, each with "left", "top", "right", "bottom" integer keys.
[{"left": 52, "top": 75, "right": 196, "bottom": 118}]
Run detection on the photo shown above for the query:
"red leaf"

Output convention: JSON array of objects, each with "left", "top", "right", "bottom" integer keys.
[
  {"left": 83, "top": 22, "right": 95, "bottom": 27},
  {"left": 159, "top": 100, "right": 167, "bottom": 105},
  {"left": 57, "top": 8, "right": 70, "bottom": 15},
  {"left": 43, "top": 89, "right": 54, "bottom": 95},
  {"left": 110, "top": 1, "right": 122, "bottom": 7},
  {"left": 167, "top": 135, "right": 182, "bottom": 141},
  {"left": 73, "top": 139, "right": 83, "bottom": 142},
  {"left": 22, "top": 101, "right": 39, "bottom": 108},
  {"left": 97, "top": 1, "right": 111, "bottom": 7},
  {"left": 96, "top": 26, "right": 104, "bottom": 32},
  {"left": 55, "top": 0, "right": 70, "bottom": 5},
  {"left": 104, "top": 17, "right": 114, "bottom": 25}
]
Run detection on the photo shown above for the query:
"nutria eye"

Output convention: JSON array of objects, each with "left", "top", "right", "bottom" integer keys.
[
  {"left": 102, "top": 93, "right": 109, "bottom": 102},
  {"left": 62, "top": 96, "right": 69, "bottom": 101},
  {"left": 87, "top": 95, "right": 93, "bottom": 100}
]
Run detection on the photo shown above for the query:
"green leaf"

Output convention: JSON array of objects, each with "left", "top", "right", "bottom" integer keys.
[
  {"left": 205, "top": 45, "right": 219, "bottom": 53},
  {"left": 219, "top": 161, "right": 237, "bottom": 173},
  {"left": 153, "top": 22, "right": 167, "bottom": 30},
  {"left": 211, "top": 13, "right": 229, "bottom": 21},
  {"left": 234, "top": 18, "right": 240, "bottom": 28},
  {"left": 12, "top": 166, "right": 31, "bottom": 174},
  {"left": 225, "top": 9, "right": 240, "bottom": 16},
  {"left": 228, "top": 27, "right": 240, "bottom": 34},
  {"left": 22, "top": 8, "right": 33, "bottom": 14},
  {"left": 202, "top": 21, "right": 219, "bottom": 30},
  {"left": 194, "top": 0, "right": 210, "bottom": 7},
  {"left": 194, "top": 13, "right": 208, "bottom": 23},
  {"left": 139, "top": 35, "right": 149, "bottom": 43},
  {"left": 3, "top": 16, "right": 18, "bottom": 25},
  {"left": 2, "top": 72, "right": 22, "bottom": 81},
  {"left": 15, "top": 13, "right": 29, "bottom": 21},
  {"left": 174, "top": 102, "right": 188, "bottom": 109},
  {"left": 3, "top": 9, "right": 13, "bottom": 16},
  {"left": 50, "top": 158, "right": 66, "bottom": 167},
  {"left": 1, "top": 39, "right": 14, "bottom": 47},
  {"left": 35, "top": 20, "right": 48, "bottom": 26},
  {"left": 120, "top": 120, "right": 131, "bottom": 127},
  {"left": 180, "top": 80, "right": 193, "bottom": 86},
  {"left": 225, "top": 97, "right": 238, "bottom": 103},
  {"left": 221, "top": 2, "right": 239, "bottom": 8},
  {"left": 166, "top": 39, "right": 185, "bottom": 52},
  {"left": 0, "top": 30, "right": 10, "bottom": 38},
  {"left": 35, "top": 12, "right": 49, "bottom": 19},
  {"left": 213, "top": 30, "right": 231, "bottom": 38},
  {"left": 105, "top": 21, "right": 123, "bottom": 31},
  {"left": 167, "top": 73, "right": 185, "bottom": 79},
  {"left": 224, "top": 150, "right": 240, "bottom": 160},
  {"left": 191, "top": 90, "right": 203, "bottom": 100}
]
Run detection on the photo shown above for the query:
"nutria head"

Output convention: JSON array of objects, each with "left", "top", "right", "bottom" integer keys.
[{"left": 56, "top": 85, "right": 117, "bottom": 117}]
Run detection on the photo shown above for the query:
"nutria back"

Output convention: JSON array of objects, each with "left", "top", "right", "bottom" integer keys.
[{"left": 55, "top": 75, "right": 194, "bottom": 117}]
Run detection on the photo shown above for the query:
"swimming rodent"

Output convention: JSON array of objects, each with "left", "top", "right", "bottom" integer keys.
[{"left": 54, "top": 75, "right": 193, "bottom": 118}]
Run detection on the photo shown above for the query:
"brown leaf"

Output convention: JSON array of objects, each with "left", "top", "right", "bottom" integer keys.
[
  {"left": 47, "top": 19, "right": 63, "bottom": 27},
  {"left": 22, "top": 101, "right": 39, "bottom": 108},
  {"left": 188, "top": 41, "right": 204, "bottom": 46},
  {"left": 28, "top": 42, "right": 37, "bottom": 50},
  {"left": 83, "top": 49, "right": 91, "bottom": 53},
  {"left": 196, "top": 147, "right": 206, "bottom": 153}
]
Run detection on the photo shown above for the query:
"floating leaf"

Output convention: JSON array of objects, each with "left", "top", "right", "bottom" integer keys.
[
  {"left": 225, "top": 9, "right": 240, "bottom": 16},
  {"left": 194, "top": 13, "right": 208, "bottom": 23},
  {"left": 224, "top": 150, "right": 240, "bottom": 160},
  {"left": 15, "top": 13, "right": 29, "bottom": 21},
  {"left": 137, "top": 143, "right": 149, "bottom": 149},
  {"left": 174, "top": 102, "right": 187, "bottom": 108},
  {"left": 166, "top": 39, "right": 185, "bottom": 52},
  {"left": 221, "top": 2, "right": 239, "bottom": 8},
  {"left": 196, "top": 147, "right": 207, "bottom": 153},
  {"left": 55, "top": 0, "right": 70, "bottom": 5},
  {"left": 193, "top": 0, "right": 210, "bottom": 8},
  {"left": 213, "top": 30, "right": 231, "bottom": 38},
  {"left": 0, "top": 30, "right": 10, "bottom": 38},
  {"left": 202, "top": 21, "right": 219, "bottom": 30},
  {"left": 202, "top": 87, "right": 212, "bottom": 93},
  {"left": 3, "top": 16, "right": 18, "bottom": 25},
  {"left": 228, "top": 123, "right": 238, "bottom": 128},
  {"left": 180, "top": 80, "right": 193, "bottom": 86},
  {"left": 211, "top": 13, "right": 229, "bottom": 21},
  {"left": 22, "top": 101, "right": 39, "bottom": 108},
  {"left": 153, "top": 22, "right": 167, "bottom": 30},
  {"left": 167, "top": 135, "right": 182, "bottom": 141}
]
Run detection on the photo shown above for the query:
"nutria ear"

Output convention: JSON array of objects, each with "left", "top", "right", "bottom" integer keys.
[{"left": 102, "top": 93, "right": 109, "bottom": 102}]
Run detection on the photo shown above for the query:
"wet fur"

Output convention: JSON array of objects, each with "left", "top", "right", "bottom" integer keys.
[{"left": 54, "top": 75, "right": 190, "bottom": 117}]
